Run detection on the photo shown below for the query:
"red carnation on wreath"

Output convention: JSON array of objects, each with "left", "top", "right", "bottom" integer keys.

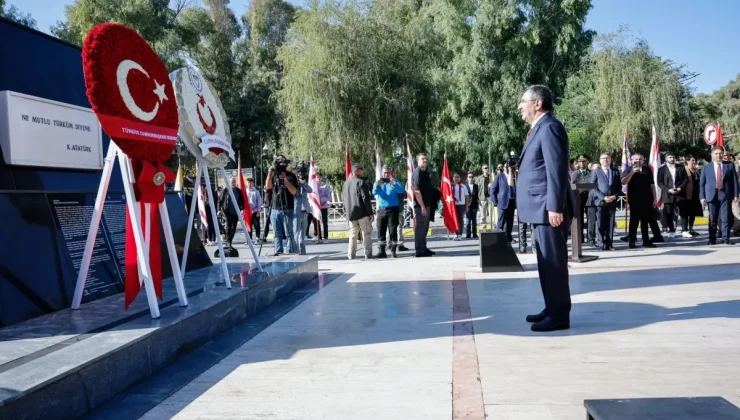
[{"left": 82, "top": 23, "right": 179, "bottom": 309}]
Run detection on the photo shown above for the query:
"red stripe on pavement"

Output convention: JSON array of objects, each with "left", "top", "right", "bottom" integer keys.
[{"left": 452, "top": 271, "right": 486, "bottom": 420}]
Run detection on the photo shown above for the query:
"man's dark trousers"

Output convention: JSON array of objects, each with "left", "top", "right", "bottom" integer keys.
[
  {"left": 414, "top": 206, "right": 431, "bottom": 254},
  {"left": 225, "top": 214, "right": 238, "bottom": 244},
  {"left": 707, "top": 190, "right": 731, "bottom": 242},
  {"left": 661, "top": 202, "right": 677, "bottom": 233},
  {"left": 596, "top": 205, "right": 616, "bottom": 247},
  {"left": 377, "top": 206, "right": 399, "bottom": 247},
  {"left": 534, "top": 222, "right": 571, "bottom": 323},
  {"left": 628, "top": 210, "right": 651, "bottom": 244},
  {"left": 587, "top": 205, "right": 597, "bottom": 242},
  {"left": 496, "top": 200, "right": 516, "bottom": 239}
]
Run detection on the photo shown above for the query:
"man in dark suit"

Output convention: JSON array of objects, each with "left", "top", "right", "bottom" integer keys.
[
  {"left": 516, "top": 85, "right": 575, "bottom": 332},
  {"left": 657, "top": 152, "right": 686, "bottom": 237},
  {"left": 700, "top": 146, "right": 740, "bottom": 245},
  {"left": 465, "top": 172, "right": 480, "bottom": 238},
  {"left": 490, "top": 163, "right": 517, "bottom": 242},
  {"left": 590, "top": 153, "right": 623, "bottom": 250}
]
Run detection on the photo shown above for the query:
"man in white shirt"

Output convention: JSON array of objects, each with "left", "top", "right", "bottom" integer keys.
[
  {"left": 657, "top": 152, "right": 684, "bottom": 238},
  {"left": 452, "top": 173, "right": 470, "bottom": 240},
  {"left": 245, "top": 177, "right": 263, "bottom": 243}
]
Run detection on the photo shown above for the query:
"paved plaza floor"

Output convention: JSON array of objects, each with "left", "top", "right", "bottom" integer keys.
[{"left": 118, "top": 229, "right": 740, "bottom": 419}]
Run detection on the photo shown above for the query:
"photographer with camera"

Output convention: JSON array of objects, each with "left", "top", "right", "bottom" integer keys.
[
  {"left": 373, "top": 165, "right": 406, "bottom": 258},
  {"left": 292, "top": 161, "right": 313, "bottom": 255},
  {"left": 265, "top": 155, "right": 299, "bottom": 255}
]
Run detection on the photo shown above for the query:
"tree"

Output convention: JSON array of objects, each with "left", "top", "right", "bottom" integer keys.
[
  {"left": 1, "top": 2, "right": 38, "bottom": 29},
  {"left": 278, "top": 0, "right": 434, "bottom": 174},
  {"left": 558, "top": 28, "right": 700, "bottom": 158},
  {"left": 694, "top": 74, "right": 740, "bottom": 152},
  {"left": 277, "top": 0, "right": 593, "bottom": 176}
]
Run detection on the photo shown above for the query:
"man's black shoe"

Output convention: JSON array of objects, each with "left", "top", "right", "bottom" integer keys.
[
  {"left": 414, "top": 253, "right": 430, "bottom": 258},
  {"left": 723, "top": 239, "right": 734, "bottom": 245},
  {"left": 424, "top": 249, "right": 436, "bottom": 256},
  {"left": 526, "top": 309, "right": 547, "bottom": 323},
  {"left": 644, "top": 242, "right": 657, "bottom": 248},
  {"left": 397, "top": 245, "right": 410, "bottom": 252},
  {"left": 472, "top": 235, "right": 479, "bottom": 239},
  {"left": 620, "top": 235, "right": 629, "bottom": 242},
  {"left": 708, "top": 240, "right": 716, "bottom": 245},
  {"left": 628, "top": 242, "right": 636, "bottom": 249},
  {"left": 531, "top": 317, "right": 570, "bottom": 332},
  {"left": 651, "top": 236, "right": 665, "bottom": 243}
]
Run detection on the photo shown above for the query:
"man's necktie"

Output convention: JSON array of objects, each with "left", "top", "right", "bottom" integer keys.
[
  {"left": 526, "top": 129, "right": 532, "bottom": 140},
  {"left": 716, "top": 164, "right": 723, "bottom": 190}
]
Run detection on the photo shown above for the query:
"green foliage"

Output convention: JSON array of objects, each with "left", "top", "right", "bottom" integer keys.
[
  {"left": 558, "top": 28, "right": 700, "bottom": 158},
  {"left": 693, "top": 74, "right": 740, "bottom": 153},
  {"left": 1, "top": 3, "right": 38, "bottom": 29},
  {"left": 277, "top": 0, "right": 593, "bottom": 175}
]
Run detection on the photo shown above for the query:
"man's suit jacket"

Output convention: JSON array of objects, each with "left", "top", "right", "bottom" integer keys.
[
  {"left": 516, "top": 113, "right": 575, "bottom": 224},
  {"left": 657, "top": 164, "right": 686, "bottom": 204},
  {"left": 699, "top": 161, "right": 740, "bottom": 202},
  {"left": 590, "top": 166, "right": 623, "bottom": 207},
  {"left": 466, "top": 183, "right": 479, "bottom": 209},
  {"left": 490, "top": 172, "right": 515, "bottom": 210}
]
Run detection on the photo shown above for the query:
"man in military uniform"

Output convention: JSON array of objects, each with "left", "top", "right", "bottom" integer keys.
[{"left": 571, "top": 155, "right": 594, "bottom": 244}]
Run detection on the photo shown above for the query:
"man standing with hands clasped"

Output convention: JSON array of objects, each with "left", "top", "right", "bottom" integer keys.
[{"left": 516, "top": 85, "right": 575, "bottom": 332}]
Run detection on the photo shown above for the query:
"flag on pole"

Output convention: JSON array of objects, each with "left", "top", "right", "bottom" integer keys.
[
  {"left": 308, "top": 155, "right": 322, "bottom": 220},
  {"left": 237, "top": 153, "right": 252, "bottom": 232},
  {"left": 196, "top": 163, "right": 208, "bottom": 230},
  {"left": 174, "top": 163, "right": 186, "bottom": 206},
  {"left": 375, "top": 147, "right": 382, "bottom": 181},
  {"left": 649, "top": 124, "right": 662, "bottom": 208},
  {"left": 621, "top": 131, "right": 631, "bottom": 193},
  {"left": 717, "top": 124, "right": 725, "bottom": 148},
  {"left": 440, "top": 153, "right": 459, "bottom": 233},
  {"left": 345, "top": 147, "right": 352, "bottom": 180},
  {"left": 405, "top": 140, "right": 415, "bottom": 206}
]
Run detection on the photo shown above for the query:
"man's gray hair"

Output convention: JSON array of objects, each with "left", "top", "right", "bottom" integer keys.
[
  {"left": 631, "top": 153, "right": 644, "bottom": 159},
  {"left": 712, "top": 145, "right": 725, "bottom": 153},
  {"left": 524, "top": 85, "right": 554, "bottom": 111},
  {"left": 600, "top": 152, "right": 611, "bottom": 159},
  {"left": 382, "top": 164, "right": 394, "bottom": 172}
]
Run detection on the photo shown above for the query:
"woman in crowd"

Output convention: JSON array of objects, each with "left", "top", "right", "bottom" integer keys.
[{"left": 678, "top": 154, "right": 703, "bottom": 237}]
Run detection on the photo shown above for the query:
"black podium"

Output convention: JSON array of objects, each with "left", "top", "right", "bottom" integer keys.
[
  {"left": 479, "top": 230, "right": 524, "bottom": 273},
  {"left": 570, "top": 182, "right": 598, "bottom": 263}
]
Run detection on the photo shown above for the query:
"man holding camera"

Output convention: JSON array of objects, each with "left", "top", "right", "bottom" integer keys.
[
  {"left": 265, "top": 155, "right": 298, "bottom": 254},
  {"left": 342, "top": 162, "right": 375, "bottom": 259},
  {"left": 373, "top": 165, "right": 405, "bottom": 258},
  {"left": 621, "top": 153, "right": 658, "bottom": 248},
  {"left": 293, "top": 165, "right": 313, "bottom": 255}
]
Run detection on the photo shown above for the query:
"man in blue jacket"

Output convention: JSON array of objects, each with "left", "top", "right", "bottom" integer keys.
[
  {"left": 373, "top": 165, "right": 406, "bottom": 258},
  {"left": 700, "top": 146, "right": 740, "bottom": 245},
  {"left": 490, "top": 162, "right": 517, "bottom": 242},
  {"left": 516, "top": 85, "right": 575, "bottom": 332}
]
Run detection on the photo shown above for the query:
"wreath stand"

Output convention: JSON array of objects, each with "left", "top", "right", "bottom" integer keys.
[
  {"left": 70, "top": 144, "right": 188, "bottom": 318},
  {"left": 179, "top": 161, "right": 263, "bottom": 287}
]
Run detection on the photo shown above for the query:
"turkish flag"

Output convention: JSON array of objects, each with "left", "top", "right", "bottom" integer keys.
[
  {"left": 440, "top": 154, "right": 459, "bottom": 233},
  {"left": 237, "top": 154, "right": 252, "bottom": 232},
  {"left": 717, "top": 124, "right": 725, "bottom": 148},
  {"left": 345, "top": 148, "right": 352, "bottom": 180}
]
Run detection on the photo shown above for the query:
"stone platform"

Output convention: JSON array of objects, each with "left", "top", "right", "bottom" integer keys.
[{"left": 0, "top": 256, "right": 318, "bottom": 420}]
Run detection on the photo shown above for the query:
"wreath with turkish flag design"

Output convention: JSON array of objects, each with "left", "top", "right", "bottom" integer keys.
[{"left": 82, "top": 23, "right": 179, "bottom": 309}]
